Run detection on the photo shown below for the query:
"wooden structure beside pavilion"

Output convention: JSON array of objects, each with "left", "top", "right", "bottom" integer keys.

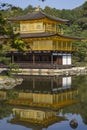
[{"left": 7, "top": 7, "right": 82, "bottom": 69}]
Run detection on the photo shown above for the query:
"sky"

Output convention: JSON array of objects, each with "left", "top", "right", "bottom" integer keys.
[{"left": 0, "top": 0, "right": 86, "bottom": 9}]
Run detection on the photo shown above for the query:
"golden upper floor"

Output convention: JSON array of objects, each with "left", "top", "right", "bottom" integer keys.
[
  {"left": 8, "top": 7, "right": 68, "bottom": 34},
  {"left": 13, "top": 21, "right": 64, "bottom": 34}
]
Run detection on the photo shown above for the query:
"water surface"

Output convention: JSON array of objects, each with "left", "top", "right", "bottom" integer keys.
[{"left": 0, "top": 75, "right": 87, "bottom": 130}]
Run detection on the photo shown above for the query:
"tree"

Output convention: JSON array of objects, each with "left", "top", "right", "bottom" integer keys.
[
  {"left": 0, "top": 3, "right": 11, "bottom": 64},
  {"left": 0, "top": 3, "right": 29, "bottom": 72}
]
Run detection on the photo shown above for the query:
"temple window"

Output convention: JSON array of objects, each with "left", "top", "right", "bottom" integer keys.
[
  {"left": 36, "top": 24, "right": 41, "bottom": 29},
  {"left": 22, "top": 25, "right": 26, "bottom": 31}
]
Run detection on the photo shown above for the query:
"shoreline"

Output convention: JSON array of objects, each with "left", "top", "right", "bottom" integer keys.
[{"left": 0, "top": 67, "right": 87, "bottom": 76}]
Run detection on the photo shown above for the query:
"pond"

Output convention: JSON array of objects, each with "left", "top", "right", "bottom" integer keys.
[{"left": 0, "top": 75, "right": 87, "bottom": 130}]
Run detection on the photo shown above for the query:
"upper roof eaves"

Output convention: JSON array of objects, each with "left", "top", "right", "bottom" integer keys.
[
  {"left": 8, "top": 10, "right": 69, "bottom": 23},
  {"left": 20, "top": 32, "right": 83, "bottom": 40}
]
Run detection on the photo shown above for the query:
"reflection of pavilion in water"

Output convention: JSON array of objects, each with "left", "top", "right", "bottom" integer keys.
[
  {"left": 0, "top": 76, "right": 79, "bottom": 129},
  {"left": 9, "top": 107, "right": 66, "bottom": 129},
  {"left": 8, "top": 76, "right": 79, "bottom": 110},
  {"left": 16, "top": 76, "right": 72, "bottom": 93}
]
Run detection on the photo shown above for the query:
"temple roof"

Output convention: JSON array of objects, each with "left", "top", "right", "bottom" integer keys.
[
  {"left": 9, "top": 117, "right": 62, "bottom": 129},
  {"left": 20, "top": 32, "right": 82, "bottom": 40},
  {"left": 8, "top": 9, "right": 69, "bottom": 23},
  {"left": 0, "top": 33, "right": 83, "bottom": 41}
]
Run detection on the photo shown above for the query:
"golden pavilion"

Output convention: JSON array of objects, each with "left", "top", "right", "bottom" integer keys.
[{"left": 7, "top": 6, "right": 82, "bottom": 69}]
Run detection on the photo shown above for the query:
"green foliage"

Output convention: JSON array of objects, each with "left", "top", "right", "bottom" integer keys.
[
  {"left": 7, "top": 63, "right": 19, "bottom": 76},
  {"left": 0, "top": 101, "right": 12, "bottom": 119},
  {"left": 23, "top": 5, "right": 35, "bottom": 14},
  {"left": 0, "top": 57, "right": 10, "bottom": 64},
  {"left": 82, "top": 1, "right": 87, "bottom": 17},
  {"left": 0, "top": 3, "right": 28, "bottom": 69},
  {"left": 72, "top": 40, "right": 87, "bottom": 66},
  {"left": 7, "top": 89, "right": 18, "bottom": 100}
]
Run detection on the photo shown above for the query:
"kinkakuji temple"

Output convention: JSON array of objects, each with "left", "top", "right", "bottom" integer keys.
[{"left": 6, "top": 7, "right": 82, "bottom": 69}]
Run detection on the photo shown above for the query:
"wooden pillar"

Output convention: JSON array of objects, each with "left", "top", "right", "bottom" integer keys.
[
  {"left": 58, "top": 93, "right": 60, "bottom": 102},
  {"left": 71, "top": 42, "right": 72, "bottom": 51},
  {"left": 57, "top": 93, "right": 59, "bottom": 103},
  {"left": 11, "top": 51, "right": 14, "bottom": 63},
  {"left": 65, "top": 92, "right": 68, "bottom": 100},
  {"left": 51, "top": 79, "right": 53, "bottom": 90},
  {"left": 61, "top": 92, "right": 63, "bottom": 101},
  {"left": 51, "top": 53, "right": 53, "bottom": 64},
  {"left": 33, "top": 78, "right": 35, "bottom": 90},
  {"left": 33, "top": 53, "right": 35, "bottom": 65},
  {"left": 61, "top": 41, "right": 63, "bottom": 51},
  {"left": 66, "top": 42, "right": 68, "bottom": 51}
]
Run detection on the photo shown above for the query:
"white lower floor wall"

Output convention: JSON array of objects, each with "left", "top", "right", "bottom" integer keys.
[{"left": 62, "top": 54, "right": 71, "bottom": 65}]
